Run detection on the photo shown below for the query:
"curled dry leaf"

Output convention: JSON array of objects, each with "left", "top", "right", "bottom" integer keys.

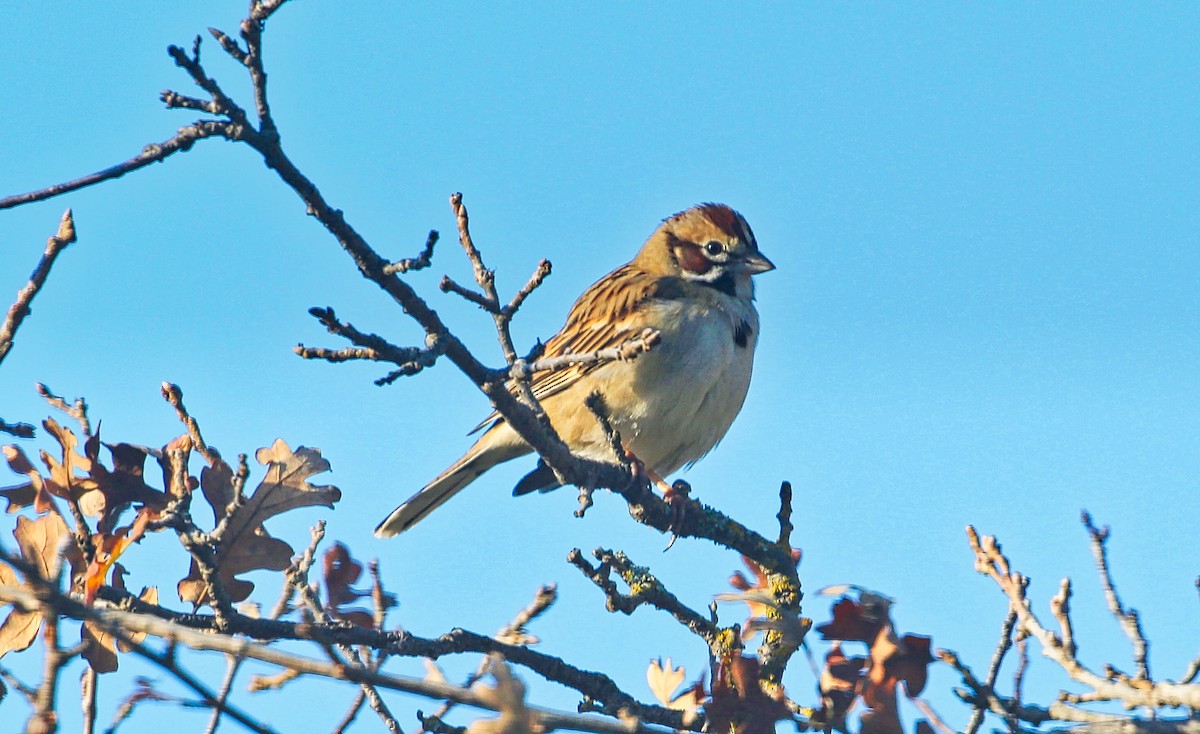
[
  {"left": 178, "top": 439, "right": 340, "bottom": 607},
  {"left": 82, "top": 577, "right": 158, "bottom": 674},
  {"left": 82, "top": 507, "right": 156, "bottom": 606},
  {"left": 322, "top": 542, "right": 373, "bottom": 628},
  {"left": 0, "top": 513, "right": 69, "bottom": 659},
  {"left": 466, "top": 655, "right": 544, "bottom": 734}
]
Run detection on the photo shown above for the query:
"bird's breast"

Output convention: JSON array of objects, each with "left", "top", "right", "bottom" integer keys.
[{"left": 591, "top": 298, "right": 759, "bottom": 474}]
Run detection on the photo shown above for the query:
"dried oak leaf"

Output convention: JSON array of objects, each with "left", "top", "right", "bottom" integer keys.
[
  {"left": 1, "top": 445, "right": 54, "bottom": 514},
  {"left": 322, "top": 542, "right": 373, "bottom": 628},
  {"left": 815, "top": 643, "right": 867, "bottom": 733},
  {"left": 0, "top": 513, "right": 69, "bottom": 659},
  {"left": 465, "top": 655, "right": 544, "bottom": 734},
  {"left": 646, "top": 658, "right": 705, "bottom": 726},
  {"left": 705, "top": 654, "right": 792, "bottom": 734},
  {"left": 87, "top": 442, "right": 170, "bottom": 533},
  {"left": 39, "top": 418, "right": 94, "bottom": 499},
  {"left": 863, "top": 627, "right": 934, "bottom": 707},
  {"left": 82, "top": 507, "right": 157, "bottom": 606},
  {"left": 81, "top": 571, "right": 158, "bottom": 674},
  {"left": 816, "top": 597, "right": 888, "bottom": 644},
  {"left": 178, "top": 439, "right": 340, "bottom": 607}
]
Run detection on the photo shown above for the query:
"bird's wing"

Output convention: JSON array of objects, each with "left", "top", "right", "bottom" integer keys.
[{"left": 468, "top": 264, "right": 671, "bottom": 433}]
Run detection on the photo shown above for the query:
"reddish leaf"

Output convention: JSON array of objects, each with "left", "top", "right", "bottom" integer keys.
[
  {"left": 815, "top": 643, "right": 867, "bottom": 731},
  {"left": 884, "top": 633, "right": 934, "bottom": 698},
  {"left": 816, "top": 597, "right": 886, "bottom": 643},
  {"left": 705, "top": 655, "right": 791, "bottom": 734},
  {"left": 322, "top": 542, "right": 373, "bottom": 628}
]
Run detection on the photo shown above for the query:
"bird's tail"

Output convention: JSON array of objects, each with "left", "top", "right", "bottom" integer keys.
[{"left": 374, "top": 427, "right": 528, "bottom": 538}]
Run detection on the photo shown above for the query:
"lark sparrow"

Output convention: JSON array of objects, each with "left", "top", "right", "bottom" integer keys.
[{"left": 375, "top": 203, "right": 774, "bottom": 537}]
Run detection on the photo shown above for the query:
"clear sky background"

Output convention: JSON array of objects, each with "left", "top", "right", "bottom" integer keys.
[{"left": 2, "top": 2, "right": 1197, "bottom": 731}]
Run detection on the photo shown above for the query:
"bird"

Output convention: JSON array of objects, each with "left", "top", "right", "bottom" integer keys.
[{"left": 374, "top": 203, "right": 775, "bottom": 538}]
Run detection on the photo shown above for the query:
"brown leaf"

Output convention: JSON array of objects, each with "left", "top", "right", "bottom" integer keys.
[
  {"left": 889, "top": 634, "right": 934, "bottom": 697},
  {"left": 88, "top": 443, "right": 169, "bottom": 533},
  {"left": 817, "top": 597, "right": 886, "bottom": 643},
  {"left": 815, "top": 643, "right": 867, "bottom": 732},
  {"left": 705, "top": 654, "right": 791, "bottom": 734},
  {"left": 0, "top": 514, "right": 69, "bottom": 659},
  {"left": 40, "top": 418, "right": 94, "bottom": 499},
  {"left": 197, "top": 459, "right": 235, "bottom": 525},
  {"left": 178, "top": 440, "right": 340, "bottom": 607},
  {"left": 82, "top": 584, "right": 158, "bottom": 674},
  {"left": 0, "top": 561, "right": 41, "bottom": 660},
  {"left": 2, "top": 445, "right": 54, "bottom": 514},
  {"left": 82, "top": 507, "right": 156, "bottom": 606},
  {"left": 322, "top": 542, "right": 373, "bottom": 628},
  {"left": 465, "top": 655, "right": 543, "bottom": 734},
  {"left": 15, "top": 512, "right": 68, "bottom": 580}
]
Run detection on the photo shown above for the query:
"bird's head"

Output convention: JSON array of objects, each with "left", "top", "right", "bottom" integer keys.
[{"left": 636, "top": 203, "right": 775, "bottom": 296}]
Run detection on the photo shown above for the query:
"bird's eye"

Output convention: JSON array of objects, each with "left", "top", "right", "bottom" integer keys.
[{"left": 703, "top": 241, "right": 724, "bottom": 257}]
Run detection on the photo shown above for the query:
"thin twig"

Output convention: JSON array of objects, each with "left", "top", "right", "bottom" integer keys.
[
  {"left": 383, "top": 230, "right": 439, "bottom": 275},
  {"left": 776, "top": 481, "right": 793, "bottom": 547},
  {"left": 82, "top": 667, "right": 99, "bottom": 734},
  {"left": 1, "top": 210, "right": 77, "bottom": 366},
  {"left": 161, "top": 382, "right": 221, "bottom": 467},
  {"left": 204, "top": 654, "right": 243, "bottom": 734},
  {"left": 332, "top": 690, "right": 367, "bottom": 734},
  {"left": 423, "top": 584, "right": 559, "bottom": 729},
  {"left": 964, "top": 609, "right": 1019, "bottom": 734},
  {"left": 1082, "top": 511, "right": 1152, "bottom": 681},
  {"left": 0, "top": 418, "right": 36, "bottom": 438},
  {"left": 36, "top": 383, "right": 91, "bottom": 436},
  {"left": 509, "top": 328, "right": 661, "bottom": 381},
  {"left": 0, "top": 123, "right": 231, "bottom": 211},
  {"left": 569, "top": 548, "right": 720, "bottom": 651},
  {"left": 502, "top": 259, "right": 552, "bottom": 317}
]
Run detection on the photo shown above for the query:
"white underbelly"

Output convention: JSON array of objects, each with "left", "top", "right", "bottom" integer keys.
[{"left": 580, "top": 302, "right": 757, "bottom": 475}]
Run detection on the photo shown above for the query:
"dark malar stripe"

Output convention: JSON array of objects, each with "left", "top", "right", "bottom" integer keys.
[{"left": 704, "top": 271, "right": 737, "bottom": 298}]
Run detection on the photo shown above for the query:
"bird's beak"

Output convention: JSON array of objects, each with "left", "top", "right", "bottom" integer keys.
[{"left": 740, "top": 251, "right": 776, "bottom": 274}]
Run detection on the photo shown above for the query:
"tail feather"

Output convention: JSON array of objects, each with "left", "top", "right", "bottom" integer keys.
[{"left": 374, "top": 429, "right": 528, "bottom": 538}]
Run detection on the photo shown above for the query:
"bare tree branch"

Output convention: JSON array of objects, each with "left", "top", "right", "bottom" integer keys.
[
  {"left": 35, "top": 383, "right": 90, "bottom": 436},
  {"left": 1082, "top": 511, "right": 1152, "bottom": 681},
  {"left": 1, "top": 210, "right": 77, "bottom": 368},
  {"left": 0, "top": 584, "right": 677, "bottom": 734},
  {"left": 0, "top": 123, "right": 231, "bottom": 211},
  {"left": 966, "top": 525, "right": 1200, "bottom": 709}
]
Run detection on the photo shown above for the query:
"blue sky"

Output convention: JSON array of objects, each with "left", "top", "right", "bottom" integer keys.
[{"left": 2, "top": 2, "right": 1198, "bottom": 731}]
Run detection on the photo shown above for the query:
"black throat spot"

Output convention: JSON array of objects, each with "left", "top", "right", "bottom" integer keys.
[
  {"left": 734, "top": 321, "right": 752, "bottom": 348},
  {"left": 703, "top": 271, "right": 737, "bottom": 298}
]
